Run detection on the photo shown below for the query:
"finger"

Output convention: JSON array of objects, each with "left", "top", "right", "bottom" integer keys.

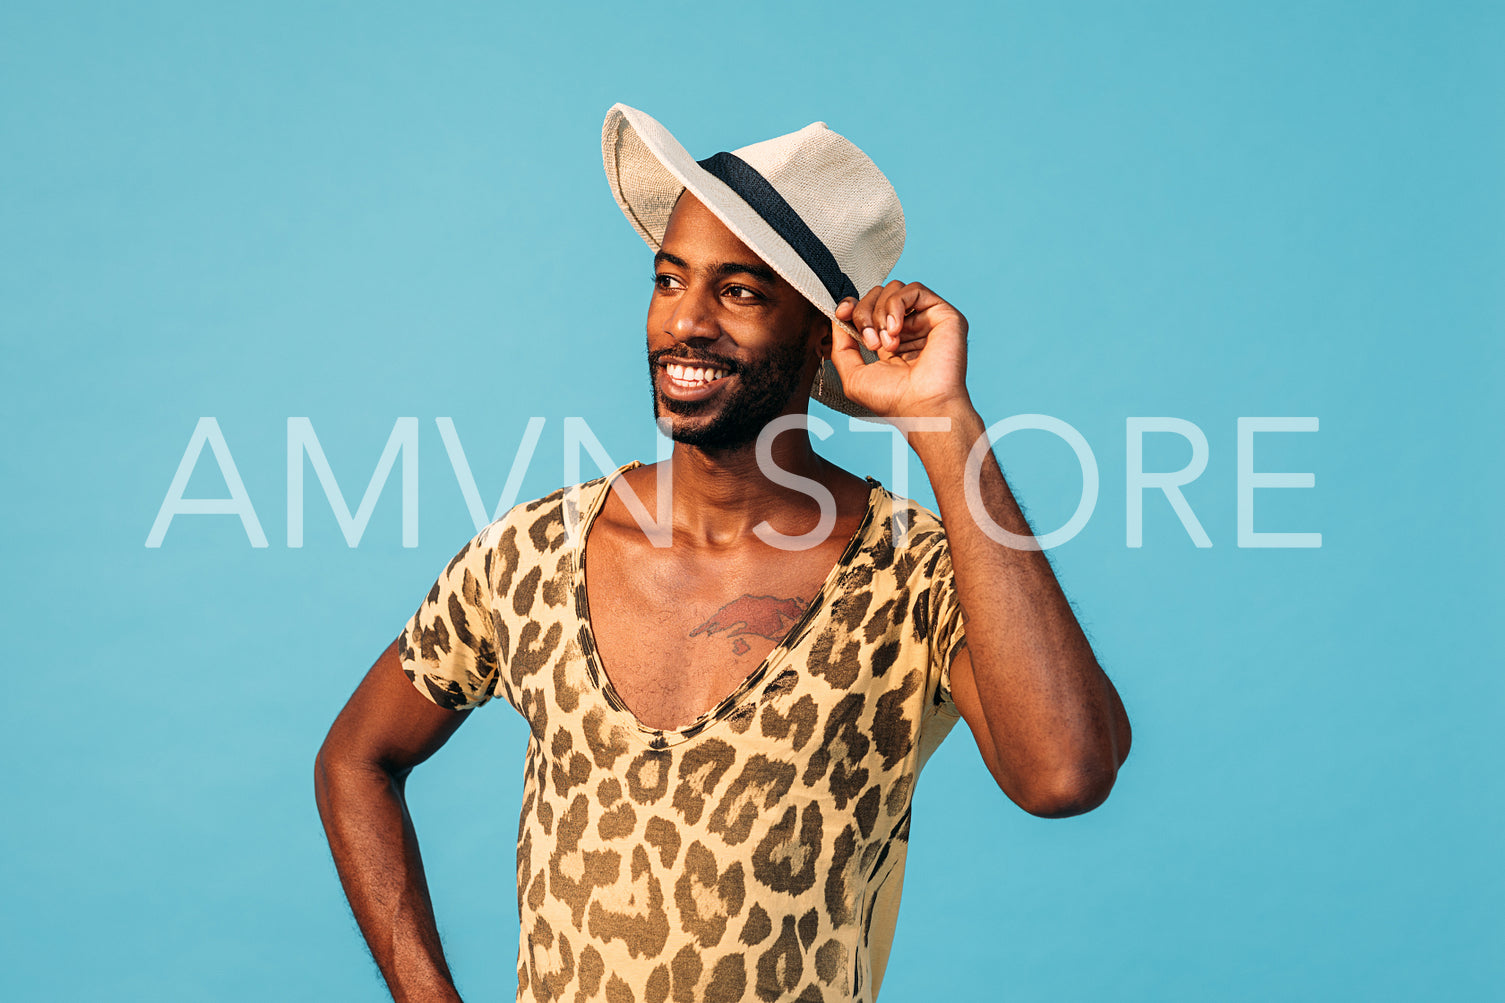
[
  {"left": 853, "top": 281, "right": 900, "bottom": 356},
  {"left": 828, "top": 319, "right": 869, "bottom": 383},
  {"left": 832, "top": 297, "right": 874, "bottom": 351},
  {"left": 868, "top": 281, "right": 908, "bottom": 354},
  {"left": 885, "top": 283, "right": 943, "bottom": 335},
  {"left": 849, "top": 286, "right": 886, "bottom": 348},
  {"left": 893, "top": 333, "right": 928, "bottom": 355},
  {"left": 863, "top": 283, "right": 918, "bottom": 356},
  {"left": 872, "top": 280, "right": 912, "bottom": 338}
]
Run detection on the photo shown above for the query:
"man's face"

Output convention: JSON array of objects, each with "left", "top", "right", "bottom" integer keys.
[{"left": 646, "top": 193, "right": 828, "bottom": 450}]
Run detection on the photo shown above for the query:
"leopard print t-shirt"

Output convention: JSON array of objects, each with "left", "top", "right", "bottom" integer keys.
[{"left": 399, "top": 463, "right": 967, "bottom": 1003}]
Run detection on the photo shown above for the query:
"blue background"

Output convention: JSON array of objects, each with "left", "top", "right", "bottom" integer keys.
[{"left": 2, "top": 2, "right": 1500, "bottom": 1000}]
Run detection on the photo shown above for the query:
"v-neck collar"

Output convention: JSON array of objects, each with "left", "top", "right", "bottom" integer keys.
[{"left": 572, "top": 461, "right": 881, "bottom": 750}]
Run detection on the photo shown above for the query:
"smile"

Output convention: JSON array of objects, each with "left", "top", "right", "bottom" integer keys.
[{"left": 664, "top": 362, "right": 730, "bottom": 388}]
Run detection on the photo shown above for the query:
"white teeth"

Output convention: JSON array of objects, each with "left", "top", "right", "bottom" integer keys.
[{"left": 665, "top": 363, "right": 728, "bottom": 385}]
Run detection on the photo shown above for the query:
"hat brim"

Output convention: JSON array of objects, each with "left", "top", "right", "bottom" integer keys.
[{"left": 602, "top": 104, "right": 878, "bottom": 419}]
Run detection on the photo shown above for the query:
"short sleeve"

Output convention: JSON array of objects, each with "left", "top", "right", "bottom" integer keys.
[
  {"left": 924, "top": 539, "right": 968, "bottom": 714},
  {"left": 397, "top": 526, "right": 503, "bottom": 711}
]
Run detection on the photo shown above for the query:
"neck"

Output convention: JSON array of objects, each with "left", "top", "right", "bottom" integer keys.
[{"left": 660, "top": 420, "right": 833, "bottom": 546}]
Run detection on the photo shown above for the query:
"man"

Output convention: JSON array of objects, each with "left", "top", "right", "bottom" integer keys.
[{"left": 315, "top": 104, "right": 1131, "bottom": 1003}]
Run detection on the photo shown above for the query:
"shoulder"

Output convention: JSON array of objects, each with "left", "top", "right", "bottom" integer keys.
[
  {"left": 482, "top": 471, "right": 618, "bottom": 559},
  {"left": 868, "top": 485, "right": 951, "bottom": 568}
]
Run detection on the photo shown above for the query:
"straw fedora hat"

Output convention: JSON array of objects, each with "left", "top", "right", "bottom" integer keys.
[{"left": 601, "top": 103, "right": 906, "bottom": 418}]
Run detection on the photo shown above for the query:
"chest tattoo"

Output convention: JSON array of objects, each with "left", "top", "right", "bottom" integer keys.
[{"left": 688, "top": 594, "right": 807, "bottom": 655}]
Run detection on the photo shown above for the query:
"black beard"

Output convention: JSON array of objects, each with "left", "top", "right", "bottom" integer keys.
[{"left": 647, "top": 341, "right": 810, "bottom": 451}]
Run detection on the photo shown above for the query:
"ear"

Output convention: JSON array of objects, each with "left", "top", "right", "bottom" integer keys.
[{"left": 808, "top": 303, "right": 834, "bottom": 359}]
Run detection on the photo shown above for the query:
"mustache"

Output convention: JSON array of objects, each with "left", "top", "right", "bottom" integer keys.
[{"left": 647, "top": 347, "right": 740, "bottom": 373}]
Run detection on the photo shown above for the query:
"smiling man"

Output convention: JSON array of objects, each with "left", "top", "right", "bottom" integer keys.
[{"left": 315, "top": 104, "right": 1131, "bottom": 1003}]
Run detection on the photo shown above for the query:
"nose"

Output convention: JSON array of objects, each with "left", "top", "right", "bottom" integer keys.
[{"left": 665, "top": 281, "right": 720, "bottom": 345}]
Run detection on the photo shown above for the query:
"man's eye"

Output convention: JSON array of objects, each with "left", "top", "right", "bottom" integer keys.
[
  {"left": 724, "top": 285, "right": 760, "bottom": 300},
  {"left": 653, "top": 273, "right": 680, "bottom": 290}
]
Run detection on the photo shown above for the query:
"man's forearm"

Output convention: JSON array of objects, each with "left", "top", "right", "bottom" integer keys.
[
  {"left": 314, "top": 753, "right": 461, "bottom": 1003},
  {"left": 914, "top": 401, "right": 1131, "bottom": 810}
]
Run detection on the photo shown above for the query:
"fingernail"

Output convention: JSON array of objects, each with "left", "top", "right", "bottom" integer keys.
[
  {"left": 887, "top": 314, "right": 898, "bottom": 331},
  {"left": 862, "top": 328, "right": 876, "bottom": 346}
]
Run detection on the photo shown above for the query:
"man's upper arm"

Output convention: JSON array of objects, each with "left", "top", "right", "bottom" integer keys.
[
  {"left": 320, "top": 638, "right": 470, "bottom": 775},
  {"left": 321, "top": 520, "right": 508, "bottom": 772}
]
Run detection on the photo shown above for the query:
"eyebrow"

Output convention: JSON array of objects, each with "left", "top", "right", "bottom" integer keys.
[{"left": 654, "top": 250, "right": 780, "bottom": 286}]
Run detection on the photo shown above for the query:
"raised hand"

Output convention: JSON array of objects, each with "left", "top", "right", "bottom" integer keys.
[{"left": 830, "top": 281, "right": 972, "bottom": 420}]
